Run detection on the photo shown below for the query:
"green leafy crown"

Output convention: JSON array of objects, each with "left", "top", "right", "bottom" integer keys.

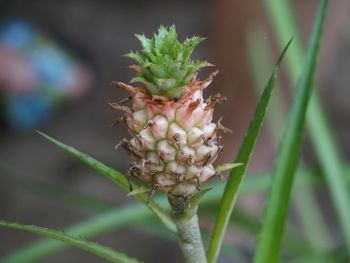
[{"left": 125, "top": 25, "right": 210, "bottom": 99}]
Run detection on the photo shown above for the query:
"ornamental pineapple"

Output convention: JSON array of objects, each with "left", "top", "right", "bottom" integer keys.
[{"left": 111, "top": 25, "right": 228, "bottom": 197}]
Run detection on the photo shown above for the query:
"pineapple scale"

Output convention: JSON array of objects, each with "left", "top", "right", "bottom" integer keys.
[{"left": 111, "top": 72, "right": 224, "bottom": 197}]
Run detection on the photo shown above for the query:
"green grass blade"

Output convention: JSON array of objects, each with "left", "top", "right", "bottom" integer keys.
[
  {"left": 203, "top": 206, "right": 314, "bottom": 255},
  {"left": 0, "top": 165, "right": 115, "bottom": 213},
  {"left": 0, "top": 220, "right": 141, "bottom": 263},
  {"left": 292, "top": 183, "right": 333, "bottom": 252},
  {"left": 206, "top": 38, "right": 292, "bottom": 263},
  {"left": 36, "top": 131, "right": 176, "bottom": 233},
  {"left": 287, "top": 244, "right": 348, "bottom": 263},
  {"left": 246, "top": 27, "right": 332, "bottom": 252},
  {"left": 2, "top": 166, "right": 347, "bottom": 263},
  {"left": 35, "top": 131, "right": 129, "bottom": 190},
  {"left": 265, "top": 0, "right": 350, "bottom": 253},
  {"left": 0, "top": 203, "right": 150, "bottom": 263},
  {"left": 246, "top": 26, "right": 286, "bottom": 141},
  {"left": 253, "top": 1, "right": 328, "bottom": 262}
]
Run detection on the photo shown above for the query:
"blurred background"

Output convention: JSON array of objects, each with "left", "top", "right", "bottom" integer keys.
[{"left": 0, "top": 0, "right": 350, "bottom": 262}]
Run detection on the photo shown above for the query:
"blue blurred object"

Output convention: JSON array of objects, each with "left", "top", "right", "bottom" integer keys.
[
  {"left": 0, "top": 18, "right": 93, "bottom": 130},
  {"left": 5, "top": 90, "right": 53, "bottom": 129},
  {"left": 28, "top": 44, "right": 76, "bottom": 89},
  {"left": 0, "top": 20, "right": 35, "bottom": 50}
]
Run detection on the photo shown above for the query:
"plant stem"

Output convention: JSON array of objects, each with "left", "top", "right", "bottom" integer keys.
[{"left": 168, "top": 194, "right": 207, "bottom": 263}]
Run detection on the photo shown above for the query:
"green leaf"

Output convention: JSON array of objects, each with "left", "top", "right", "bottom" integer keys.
[
  {"left": 0, "top": 164, "right": 115, "bottom": 213},
  {"left": 125, "top": 25, "right": 210, "bottom": 99},
  {"left": 265, "top": 0, "right": 350, "bottom": 255},
  {"left": 0, "top": 203, "right": 151, "bottom": 263},
  {"left": 124, "top": 51, "right": 144, "bottom": 64},
  {"left": 215, "top": 163, "right": 243, "bottom": 173},
  {"left": 246, "top": 27, "right": 332, "bottom": 252},
  {"left": 186, "top": 188, "right": 212, "bottom": 218},
  {"left": 202, "top": 205, "right": 314, "bottom": 256},
  {"left": 36, "top": 131, "right": 129, "bottom": 190},
  {"left": 0, "top": 220, "right": 141, "bottom": 263},
  {"left": 253, "top": 1, "right": 328, "bottom": 262},
  {"left": 135, "top": 34, "right": 153, "bottom": 53},
  {"left": 246, "top": 26, "right": 286, "bottom": 142},
  {"left": 1, "top": 166, "right": 342, "bottom": 263},
  {"left": 181, "top": 37, "right": 206, "bottom": 61},
  {"left": 126, "top": 186, "right": 152, "bottom": 197},
  {"left": 35, "top": 131, "right": 177, "bottom": 234},
  {"left": 206, "top": 38, "right": 292, "bottom": 263}
]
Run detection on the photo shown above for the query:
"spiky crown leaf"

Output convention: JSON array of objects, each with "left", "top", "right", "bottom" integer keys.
[{"left": 125, "top": 25, "right": 211, "bottom": 99}]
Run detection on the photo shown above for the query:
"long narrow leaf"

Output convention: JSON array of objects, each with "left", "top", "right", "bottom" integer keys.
[
  {"left": 0, "top": 164, "right": 115, "bottom": 213},
  {"left": 203, "top": 206, "right": 313, "bottom": 255},
  {"left": 0, "top": 220, "right": 141, "bottom": 263},
  {"left": 0, "top": 203, "right": 149, "bottom": 263},
  {"left": 36, "top": 131, "right": 176, "bottom": 233},
  {"left": 2, "top": 165, "right": 347, "bottom": 263},
  {"left": 246, "top": 26, "right": 286, "bottom": 141},
  {"left": 206, "top": 38, "right": 292, "bottom": 263},
  {"left": 265, "top": 0, "right": 350, "bottom": 253},
  {"left": 253, "top": 1, "right": 328, "bottom": 262},
  {"left": 246, "top": 27, "right": 332, "bottom": 252}
]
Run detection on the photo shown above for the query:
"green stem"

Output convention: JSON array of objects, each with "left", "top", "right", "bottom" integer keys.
[{"left": 168, "top": 195, "right": 207, "bottom": 263}]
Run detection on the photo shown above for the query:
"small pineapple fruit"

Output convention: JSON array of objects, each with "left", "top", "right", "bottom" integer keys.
[{"left": 111, "top": 25, "right": 228, "bottom": 197}]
